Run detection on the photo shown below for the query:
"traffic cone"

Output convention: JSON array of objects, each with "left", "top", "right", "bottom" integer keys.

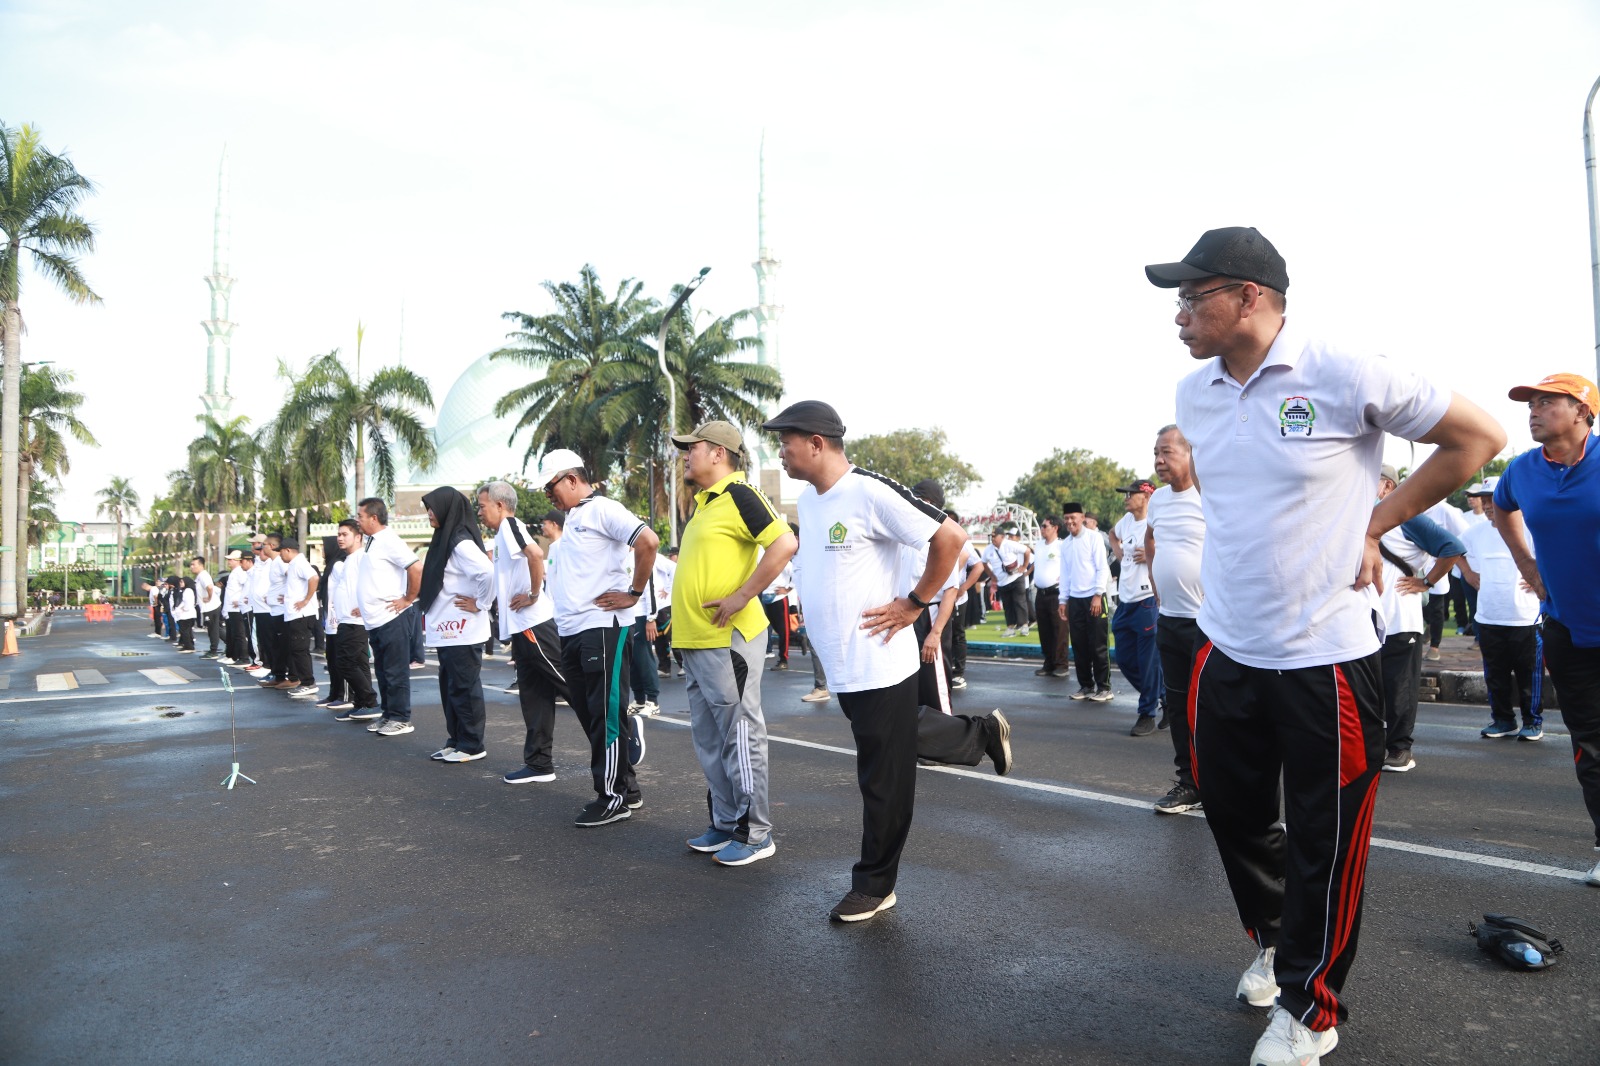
[{"left": 2, "top": 620, "right": 17, "bottom": 656}]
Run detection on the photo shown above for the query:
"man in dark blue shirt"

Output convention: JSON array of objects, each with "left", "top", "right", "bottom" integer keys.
[{"left": 1493, "top": 371, "right": 1600, "bottom": 887}]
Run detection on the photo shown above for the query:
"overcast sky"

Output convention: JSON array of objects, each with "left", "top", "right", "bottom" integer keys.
[{"left": 5, "top": 0, "right": 1599, "bottom": 522}]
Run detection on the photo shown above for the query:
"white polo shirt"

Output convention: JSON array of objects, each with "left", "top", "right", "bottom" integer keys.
[
  {"left": 493, "top": 516, "right": 553, "bottom": 639},
  {"left": 1376, "top": 525, "right": 1430, "bottom": 637},
  {"left": 548, "top": 494, "right": 648, "bottom": 638},
  {"left": 265, "top": 555, "right": 289, "bottom": 617},
  {"left": 357, "top": 526, "right": 420, "bottom": 630},
  {"left": 248, "top": 557, "right": 271, "bottom": 613},
  {"left": 1031, "top": 536, "right": 1063, "bottom": 589},
  {"left": 326, "top": 553, "right": 363, "bottom": 632},
  {"left": 1462, "top": 522, "right": 1540, "bottom": 627},
  {"left": 282, "top": 555, "right": 318, "bottom": 621},
  {"left": 795, "top": 467, "right": 944, "bottom": 693},
  {"left": 1146, "top": 485, "right": 1205, "bottom": 619},
  {"left": 982, "top": 540, "right": 1026, "bottom": 587},
  {"left": 1112, "top": 513, "right": 1154, "bottom": 604},
  {"left": 1174, "top": 321, "right": 1449, "bottom": 670},
  {"left": 1059, "top": 527, "right": 1109, "bottom": 598},
  {"left": 193, "top": 569, "right": 217, "bottom": 614}
]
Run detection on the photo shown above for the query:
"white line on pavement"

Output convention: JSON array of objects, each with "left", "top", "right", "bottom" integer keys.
[
  {"left": 0, "top": 686, "right": 228, "bottom": 705},
  {"left": 652, "top": 713, "right": 1591, "bottom": 883}
]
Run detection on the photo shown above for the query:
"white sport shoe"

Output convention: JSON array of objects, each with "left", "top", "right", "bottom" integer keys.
[
  {"left": 635, "top": 700, "right": 659, "bottom": 717},
  {"left": 1585, "top": 852, "right": 1600, "bottom": 887},
  {"left": 1250, "top": 1004, "right": 1338, "bottom": 1066},
  {"left": 1237, "top": 946, "right": 1278, "bottom": 1008}
]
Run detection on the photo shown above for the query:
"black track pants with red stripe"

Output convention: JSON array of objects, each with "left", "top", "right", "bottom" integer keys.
[{"left": 1188, "top": 636, "right": 1385, "bottom": 1032}]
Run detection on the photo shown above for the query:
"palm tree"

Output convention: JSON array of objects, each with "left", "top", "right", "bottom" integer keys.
[
  {"left": 94, "top": 475, "right": 139, "bottom": 598},
  {"left": 187, "top": 414, "right": 256, "bottom": 564},
  {"left": 491, "top": 265, "right": 653, "bottom": 475},
  {"left": 0, "top": 121, "right": 99, "bottom": 618},
  {"left": 271, "top": 333, "right": 436, "bottom": 506},
  {"left": 15, "top": 364, "right": 96, "bottom": 605}
]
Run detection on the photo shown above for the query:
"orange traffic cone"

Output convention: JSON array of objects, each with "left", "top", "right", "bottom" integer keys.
[{"left": 2, "top": 620, "right": 17, "bottom": 656}]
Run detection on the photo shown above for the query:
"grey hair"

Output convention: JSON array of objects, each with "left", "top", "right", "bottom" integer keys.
[
  {"left": 1156, "top": 424, "right": 1191, "bottom": 451},
  {"left": 476, "top": 480, "right": 519, "bottom": 509}
]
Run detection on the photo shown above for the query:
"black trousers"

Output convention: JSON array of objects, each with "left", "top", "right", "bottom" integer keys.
[
  {"left": 283, "top": 615, "right": 315, "bottom": 685},
  {"left": 269, "top": 614, "right": 290, "bottom": 678},
  {"left": 224, "top": 612, "right": 252, "bottom": 662},
  {"left": 332, "top": 623, "right": 377, "bottom": 708},
  {"left": 1034, "top": 586, "right": 1069, "bottom": 671},
  {"left": 653, "top": 606, "right": 678, "bottom": 672},
  {"left": 436, "top": 644, "right": 487, "bottom": 755},
  {"left": 1450, "top": 578, "right": 1477, "bottom": 636},
  {"left": 996, "top": 579, "right": 1028, "bottom": 627},
  {"left": 202, "top": 609, "right": 221, "bottom": 653},
  {"left": 764, "top": 596, "right": 791, "bottom": 663},
  {"left": 560, "top": 622, "right": 638, "bottom": 811},
  {"left": 1379, "top": 632, "right": 1423, "bottom": 755},
  {"left": 1534, "top": 617, "right": 1600, "bottom": 847},
  {"left": 948, "top": 599, "right": 969, "bottom": 676},
  {"left": 253, "top": 613, "right": 275, "bottom": 674},
  {"left": 1156, "top": 614, "right": 1200, "bottom": 790},
  {"left": 1065, "top": 595, "right": 1110, "bottom": 690},
  {"left": 1190, "top": 636, "right": 1384, "bottom": 1031},
  {"left": 1423, "top": 585, "right": 1448, "bottom": 648},
  {"left": 177, "top": 618, "right": 195, "bottom": 651},
  {"left": 512, "top": 620, "right": 571, "bottom": 774},
  {"left": 152, "top": 603, "right": 164, "bottom": 634},
  {"left": 1477, "top": 622, "right": 1543, "bottom": 729}
]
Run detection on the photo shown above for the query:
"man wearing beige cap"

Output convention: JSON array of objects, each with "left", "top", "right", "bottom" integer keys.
[
  {"left": 671, "top": 420, "right": 795, "bottom": 865},
  {"left": 1492, "top": 372, "right": 1600, "bottom": 888}
]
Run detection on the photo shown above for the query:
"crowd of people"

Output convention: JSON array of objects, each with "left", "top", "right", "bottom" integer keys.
[{"left": 135, "top": 224, "right": 1600, "bottom": 1066}]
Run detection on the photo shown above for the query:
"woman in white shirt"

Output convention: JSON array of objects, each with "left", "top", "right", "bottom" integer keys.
[
  {"left": 418, "top": 487, "right": 495, "bottom": 763},
  {"left": 169, "top": 575, "right": 198, "bottom": 652}
]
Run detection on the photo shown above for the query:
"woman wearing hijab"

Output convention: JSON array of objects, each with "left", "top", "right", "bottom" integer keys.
[
  {"left": 316, "top": 534, "right": 346, "bottom": 710},
  {"left": 170, "top": 575, "right": 198, "bottom": 652},
  {"left": 419, "top": 486, "right": 496, "bottom": 763}
]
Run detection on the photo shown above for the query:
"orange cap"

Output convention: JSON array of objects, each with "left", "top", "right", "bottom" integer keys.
[{"left": 1508, "top": 372, "right": 1599, "bottom": 406}]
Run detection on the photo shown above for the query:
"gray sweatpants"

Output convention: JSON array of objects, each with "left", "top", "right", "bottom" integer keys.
[{"left": 683, "top": 628, "right": 772, "bottom": 845}]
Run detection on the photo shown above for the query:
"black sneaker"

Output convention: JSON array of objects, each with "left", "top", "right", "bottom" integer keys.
[
  {"left": 1033, "top": 666, "right": 1053, "bottom": 676},
  {"left": 830, "top": 890, "right": 897, "bottom": 923},
  {"left": 984, "top": 710, "right": 1012, "bottom": 776},
  {"left": 1154, "top": 783, "right": 1202, "bottom": 814},
  {"left": 1156, "top": 709, "right": 1170, "bottom": 730},
  {"left": 1130, "top": 715, "right": 1157, "bottom": 737},
  {"left": 1381, "top": 749, "right": 1416, "bottom": 773},
  {"left": 626, "top": 716, "right": 646, "bottom": 766},
  {"left": 574, "top": 799, "right": 631, "bottom": 828},
  {"left": 1070, "top": 686, "right": 1093, "bottom": 701},
  {"left": 624, "top": 791, "right": 643, "bottom": 810}
]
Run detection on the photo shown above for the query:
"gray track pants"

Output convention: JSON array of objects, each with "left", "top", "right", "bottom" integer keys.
[{"left": 683, "top": 628, "right": 772, "bottom": 845}]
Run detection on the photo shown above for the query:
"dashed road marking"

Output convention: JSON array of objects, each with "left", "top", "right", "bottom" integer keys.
[
  {"left": 138, "top": 668, "right": 190, "bottom": 686},
  {"left": 36, "top": 673, "right": 79, "bottom": 692}
]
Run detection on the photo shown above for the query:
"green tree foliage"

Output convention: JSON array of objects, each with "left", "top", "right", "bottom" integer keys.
[
  {"left": 846, "top": 427, "right": 980, "bottom": 498},
  {"left": 1010, "top": 448, "right": 1142, "bottom": 526},
  {"left": 14, "top": 364, "right": 95, "bottom": 605},
  {"left": 95, "top": 474, "right": 139, "bottom": 598}
]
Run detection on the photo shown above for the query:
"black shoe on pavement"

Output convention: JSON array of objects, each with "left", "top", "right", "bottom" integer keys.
[
  {"left": 1157, "top": 709, "right": 1170, "bottom": 730},
  {"left": 1070, "top": 686, "right": 1093, "bottom": 701},
  {"left": 830, "top": 890, "right": 897, "bottom": 923},
  {"left": 1034, "top": 666, "right": 1053, "bottom": 677},
  {"left": 624, "top": 791, "right": 643, "bottom": 810},
  {"left": 1050, "top": 666, "right": 1072, "bottom": 678},
  {"left": 574, "top": 799, "right": 631, "bottom": 828},
  {"left": 1381, "top": 749, "right": 1416, "bottom": 773},
  {"left": 1154, "top": 783, "right": 1202, "bottom": 814},
  {"left": 984, "top": 709, "right": 1012, "bottom": 776},
  {"left": 1130, "top": 715, "right": 1157, "bottom": 737}
]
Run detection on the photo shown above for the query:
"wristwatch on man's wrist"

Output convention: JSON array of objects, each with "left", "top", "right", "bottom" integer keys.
[
  {"left": 627, "top": 587, "right": 642, "bottom": 598},
  {"left": 906, "top": 590, "right": 932, "bottom": 611}
]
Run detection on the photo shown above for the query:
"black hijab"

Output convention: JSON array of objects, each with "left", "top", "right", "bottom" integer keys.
[
  {"left": 318, "top": 535, "right": 343, "bottom": 608},
  {"left": 418, "top": 486, "right": 484, "bottom": 613}
]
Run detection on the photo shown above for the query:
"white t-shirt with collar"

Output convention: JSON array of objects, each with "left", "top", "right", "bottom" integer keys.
[
  {"left": 265, "top": 555, "right": 288, "bottom": 617},
  {"left": 794, "top": 466, "right": 944, "bottom": 693},
  {"left": 1462, "top": 522, "right": 1540, "bottom": 627},
  {"left": 547, "top": 494, "right": 648, "bottom": 638},
  {"left": 493, "top": 516, "right": 554, "bottom": 639},
  {"left": 326, "top": 553, "right": 364, "bottom": 633},
  {"left": 282, "top": 555, "right": 318, "bottom": 621},
  {"left": 247, "top": 559, "right": 271, "bottom": 613},
  {"left": 1112, "top": 513, "right": 1154, "bottom": 604},
  {"left": 1059, "top": 528, "right": 1110, "bottom": 598},
  {"left": 1145, "top": 485, "right": 1205, "bottom": 619},
  {"left": 981, "top": 540, "right": 1026, "bottom": 587},
  {"left": 1174, "top": 321, "right": 1450, "bottom": 670},
  {"left": 357, "top": 527, "right": 420, "bottom": 630},
  {"left": 1031, "top": 536, "right": 1063, "bottom": 589}
]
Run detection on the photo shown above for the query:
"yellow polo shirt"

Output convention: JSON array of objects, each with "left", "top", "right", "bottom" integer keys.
[{"left": 672, "top": 471, "right": 787, "bottom": 649}]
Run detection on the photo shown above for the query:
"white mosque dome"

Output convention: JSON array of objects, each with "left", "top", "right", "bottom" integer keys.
[{"left": 427, "top": 353, "right": 537, "bottom": 486}]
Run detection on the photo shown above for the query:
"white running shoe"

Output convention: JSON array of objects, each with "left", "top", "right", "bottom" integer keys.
[
  {"left": 1585, "top": 852, "right": 1600, "bottom": 887},
  {"left": 441, "top": 749, "right": 486, "bottom": 763},
  {"left": 1250, "top": 1005, "right": 1338, "bottom": 1066},
  {"left": 635, "top": 700, "right": 659, "bottom": 718},
  {"left": 1237, "top": 946, "right": 1278, "bottom": 1008}
]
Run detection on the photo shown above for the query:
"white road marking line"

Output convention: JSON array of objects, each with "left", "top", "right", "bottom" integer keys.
[
  {"left": 654, "top": 714, "right": 1591, "bottom": 883},
  {"left": 0, "top": 686, "right": 227, "bottom": 705},
  {"left": 138, "top": 668, "right": 191, "bottom": 686},
  {"left": 36, "top": 673, "right": 79, "bottom": 691}
]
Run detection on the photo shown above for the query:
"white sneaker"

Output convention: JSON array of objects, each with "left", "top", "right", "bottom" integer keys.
[
  {"left": 1250, "top": 1005, "right": 1337, "bottom": 1066},
  {"left": 367, "top": 717, "right": 388, "bottom": 733},
  {"left": 441, "top": 749, "right": 486, "bottom": 763},
  {"left": 801, "top": 687, "right": 831, "bottom": 703},
  {"left": 635, "top": 700, "right": 659, "bottom": 717},
  {"left": 376, "top": 719, "right": 415, "bottom": 736},
  {"left": 430, "top": 747, "right": 456, "bottom": 761},
  {"left": 1585, "top": 852, "right": 1600, "bottom": 887},
  {"left": 1237, "top": 946, "right": 1278, "bottom": 1007}
]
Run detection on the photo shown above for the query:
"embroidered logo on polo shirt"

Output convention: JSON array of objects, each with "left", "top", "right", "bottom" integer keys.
[
  {"left": 1278, "top": 396, "right": 1316, "bottom": 437},
  {"left": 828, "top": 521, "right": 848, "bottom": 544}
]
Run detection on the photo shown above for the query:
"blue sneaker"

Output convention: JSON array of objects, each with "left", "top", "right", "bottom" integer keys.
[
  {"left": 712, "top": 837, "right": 776, "bottom": 867},
  {"left": 1481, "top": 719, "right": 1518, "bottom": 738},
  {"left": 1517, "top": 725, "right": 1544, "bottom": 741},
  {"left": 686, "top": 828, "right": 734, "bottom": 853}
]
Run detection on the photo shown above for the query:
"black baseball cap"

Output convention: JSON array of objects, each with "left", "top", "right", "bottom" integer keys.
[
  {"left": 1115, "top": 479, "right": 1157, "bottom": 496},
  {"left": 1145, "top": 226, "right": 1290, "bottom": 293},
  {"left": 911, "top": 479, "right": 945, "bottom": 508},
  {"left": 762, "top": 400, "right": 847, "bottom": 437}
]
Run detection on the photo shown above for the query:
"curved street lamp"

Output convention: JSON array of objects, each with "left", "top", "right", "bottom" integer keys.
[{"left": 656, "top": 267, "right": 710, "bottom": 544}]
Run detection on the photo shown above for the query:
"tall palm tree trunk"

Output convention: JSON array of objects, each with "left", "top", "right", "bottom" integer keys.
[
  {"left": 16, "top": 454, "right": 31, "bottom": 610},
  {"left": 1, "top": 297, "right": 23, "bottom": 619},
  {"left": 115, "top": 510, "right": 124, "bottom": 599}
]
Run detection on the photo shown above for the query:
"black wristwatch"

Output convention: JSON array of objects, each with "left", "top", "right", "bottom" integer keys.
[
  {"left": 627, "top": 587, "right": 642, "bottom": 598},
  {"left": 906, "top": 590, "right": 932, "bottom": 611}
]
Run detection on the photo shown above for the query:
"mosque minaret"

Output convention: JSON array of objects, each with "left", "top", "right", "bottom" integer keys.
[{"left": 200, "top": 148, "right": 236, "bottom": 422}]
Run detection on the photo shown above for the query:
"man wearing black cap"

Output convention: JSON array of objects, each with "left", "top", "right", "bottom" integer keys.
[
  {"left": 1111, "top": 479, "right": 1163, "bottom": 734},
  {"left": 764, "top": 401, "right": 1012, "bottom": 923},
  {"left": 1147, "top": 227, "right": 1504, "bottom": 1065}
]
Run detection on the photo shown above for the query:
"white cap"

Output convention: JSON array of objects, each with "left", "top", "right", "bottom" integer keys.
[
  {"left": 1468, "top": 476, "right": 1499, "bottom": 497},
  {"left": 1465, "top": 481, "right": 1485, "bottom": 495},
  {"left": 535, "top": 448, "right": 586, "bottom": 485}
]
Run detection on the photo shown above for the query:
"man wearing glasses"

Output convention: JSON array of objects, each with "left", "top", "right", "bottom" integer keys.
[
  {"left": 1147, "top": 226, "right": 1503, "bottom": 1066},
  {"left": 536, "top": 448, "right": 660, "bottom": 828}
]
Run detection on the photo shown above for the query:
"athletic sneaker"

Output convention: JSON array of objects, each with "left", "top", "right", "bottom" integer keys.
[
  {"left": 332, "top": 707, "right": 364, "bottom": 722},
  {"left": 1156, "top": 709, "right": 1170, "bottom": 730},
  {"left": 1050, "top": 666, "right": 1071, "bottom": 678},
  {"left": 713, "top": 837, "right": 776, "bottom": 866},
  {"left": 984, "top": 710, "right": 1012, "bottom": 776},
  {"left": 1517, "top": 726, "right": 1544, "bottom": 741},
  {"left": 1237, "top": 945, "right": 1278, "bottom": 1007},
  {"left": 1424, "top": 646, "right": 1442, "bottom": 662},
  {"left": 200, "top": 651, "right": 219, "bottom": 660},
  {"left": 287, "top": 685, "right": 319, "bottom": 699},
  {"left": 1481, "top": 719, "right": 1518, "bottom": 738},
  {"left": 1070, "top": 686, "right": 1093, "bottom": 701},
  {"left": 687, "top": 828, "right": 734, "bottom": 853},
  {"left": 326, "top": 700, "right": 354, "bottom": 711},
  {"left": 441, "top": 749, "right": 486, "bottom": 763},
  {"left": 1585, "top": 853, "right": 1600, "bottom": 887},
  {"left": 503, "top": 766, "right": 556, "bottom": 783},
  {"left": 801, "top": 687, "right": 831, "bottom": 703},
  {"left": 366, "top": 717, "right": 388, "bottom": 732},
  {"left": 950, "top": 675, "right": 967, "bottom": 690},
  {"left": 1130, "top": 715, "right": 1157, "bottom": 736},
  {"left": 430, "top": 747, "right": 456, "bottom": 760},
  {"left": 314, "top": 698, "right": 336, "bottom": 708},
  {"left": 1089, "top": 687, "right": 1114, "bottom": 702},
  {"left": 1154, "top": 783, "right": 1202, "bottom": 815},
  {"left": 376, "top": 719, "right": 415, "bottom": 736},
  {"left": 624, "top": 792, "right": 643, "bottom": 810},
  {"left": 626, "top": 716, "right": 646, "bottom": 766},
  {"left": 347, "top": 707, "right": 382, "bottom": 721},
  {"left": 830, "top": 890, "right": 897, "bottom": 923},
  {"left": 1034, "top": 666, "right": 1053, "bottom": 677},
  {"left": 409, "top": 661, "right": 426, "bottom": 670},
  {"left": 574, "top": 800, "right": 630, "bottom": 828},
  {"left": 1381, "top": 749, "right": 1416, "bottom": 772},
  {"left": 1250, "top": 1004, "right": 1338, "bottom": 1066},
  {"left": 633, "top": 700, "right": 659, "bottom": 717}
]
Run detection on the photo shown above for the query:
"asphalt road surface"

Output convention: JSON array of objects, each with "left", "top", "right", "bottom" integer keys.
[{"left": 2, "top": 613, "right": 1597, "bottom": 1065}]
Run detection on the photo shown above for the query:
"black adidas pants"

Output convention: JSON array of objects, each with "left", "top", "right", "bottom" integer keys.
[
  {"left": 1536, "top": 617, "right": 1600, "bottom": 847},
  {"left": 560, "top": 622, "right": 638, "bottom": 812},
  {"left": 1189, "top": 637, "right": 1384, "bottom": 1032},
  {"left": 512, "top": 620, "right": 572, "bottom": 775}
]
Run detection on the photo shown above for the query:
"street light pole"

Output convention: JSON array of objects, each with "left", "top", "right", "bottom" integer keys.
[
  {"left": 655, "top": 267, "right": 710, "bottom": 545},
  {"left": 1585, "top": 74, "right": 1600, "bottom": 382}
]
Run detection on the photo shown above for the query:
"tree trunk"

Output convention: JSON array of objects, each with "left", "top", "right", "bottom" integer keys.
[
  {"left": 1, "top": 295, "right": 23, "bottom": 619},
  {"left": 296, "top": 507, "right": 308, "bottom": 551},
  {"left": 115, "top": 511, "right": 124, "bottom": 599},
  {"left": 353, "top": 421, "right": 365, "bottom": 508},
  {"left": 16, "top": 453, "right": 31, "bottom": 611}
]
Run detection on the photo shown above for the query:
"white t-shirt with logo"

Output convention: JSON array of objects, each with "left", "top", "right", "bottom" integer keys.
[
  {"left": 266, "top": 555, "right": 288, "bottom": 617},
  {"left": 493, "top": 517, "right": 553, "bottom": 639},
  {"left": 548, "top": 495, "right": 648, "bottom": 638},
  {"left": 1112, "top": 513, "right": 1154, "bottom": 604},
  {"left": 794, "top": 467, "right": 945, "bottom": 693},
  {"left": 1146, "top": 485, "right": 1205, "bottom": 619},
  {"left": 358, "top": 527, "right": 420, "bottom": 630},
  {"left": 248, "top": 558, "right": 271, "bottom": 613},
  {"left": 982, "top": 540, "right": 1026, "bottom": 587},
  {"left": 283, "top": 555, "right": 318, "bottom": 621},
  {"left": 1174, "top": 322, "right": 1449, "bottom": 669},
  {"left": 423, "top": 540, "right": 495, "bottom": 647},
  {"left": 1031, "top": 537, "right": 1063, "bottom": 589},
  {"left": 1462, "top": 522, "right": 1540, "bottom": 627}
]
